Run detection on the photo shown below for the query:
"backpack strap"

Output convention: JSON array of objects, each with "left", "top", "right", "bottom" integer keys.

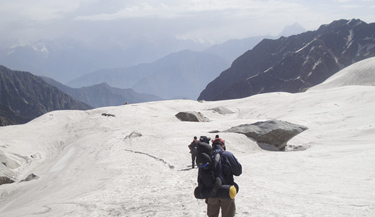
[
  {"left": 212, "top": 151, "right": 224, "bottom": 182},
  {"left": 213, "top": 152, "right": 221, "bottom": 168}
]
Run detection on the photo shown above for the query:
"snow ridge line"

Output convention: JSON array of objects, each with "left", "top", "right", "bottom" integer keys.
[{"left": 123, "top": 149, "right": 175, "bottom": 169}]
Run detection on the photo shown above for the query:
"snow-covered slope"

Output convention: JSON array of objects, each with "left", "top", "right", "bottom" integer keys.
[
  {"left": 1, "top": 59, "right": 375, "bottom": 216},
  {"left": 309, "top": 57, "right": 375, "bottom": 90}
]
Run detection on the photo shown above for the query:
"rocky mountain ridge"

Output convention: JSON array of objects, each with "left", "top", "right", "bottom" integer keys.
[
  {"left": 0, "top": 65, "right": 91, "bottom": 125},
  {"left": 198, "top": 19, "right": 375, "bottom": 101}
]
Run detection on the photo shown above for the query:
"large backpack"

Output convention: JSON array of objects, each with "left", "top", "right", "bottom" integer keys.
[{"left": 194, "top": 136, "right": 237, "bottom": 199}]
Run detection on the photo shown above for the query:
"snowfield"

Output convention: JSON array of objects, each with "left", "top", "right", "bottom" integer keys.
[{"left": 1, "top": 57, "right": 375, "bottom": 216}]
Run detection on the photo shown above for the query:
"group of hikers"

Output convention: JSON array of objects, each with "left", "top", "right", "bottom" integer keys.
[{"left": 188, "top": 135, "right": 242, "bottom": 217}]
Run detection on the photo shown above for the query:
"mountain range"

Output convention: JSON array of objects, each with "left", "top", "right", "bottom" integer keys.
[
  {"left": 198, "top": 19, "right": 375, "bottom": 101},
  {"left": 0, "top": 66, "right": 91, "bottom": 125},
  {"left": 2, "top": 19, "right": 372, "bottom": 125},
  {"left": 66, "top": 24, "right": 306, "bottom": 100},
  {"left": 0, "top": 22, "right": 304, "bottom": 85},
  {"left": 0, "top": 21, "right": 308, "bottom": 125},
  {"left": 0, "top": 37, "right": 206, "bottom": 84},
  {"left": 42, "top": 77, "right": 162, "bottom": 108},
  {"left": 0, "top": 24, "right": 304, "bottom": 99},
  {"left": 0, "top": 65, "right": 164, "bottom": 125},
  {"left": 67, "top": 49, "right": 230, "bottom": 100}
]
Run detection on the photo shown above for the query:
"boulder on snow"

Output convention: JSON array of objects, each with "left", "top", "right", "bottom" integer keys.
[
  {"left": 102, "top": 113, "right": 115, "bottom": 117},
  {"left": 20, "top": 173, "right": 39, "bottom": 182},
  {"left": 224, "top": 120, "right": 308, "bottom": 151},
  {"left": 0, "top": 176, "right": 14, "bottom": 185},
  {"left": 125, "top": 131, "right": 143, "bottom": 139},
  {"left": 209, "top": 107, "right": 234, "bottom": 115},
  {"left": 175, "top": 111, "right": 209, "bottom": 122}
]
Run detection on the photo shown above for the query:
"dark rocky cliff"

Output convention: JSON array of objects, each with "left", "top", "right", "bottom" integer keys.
[
  {"left": 0, "top": 65, "right": 91, "bottom": 125},
  {"left": 198, "top": 19, "right": 375, "bottom": 101}
]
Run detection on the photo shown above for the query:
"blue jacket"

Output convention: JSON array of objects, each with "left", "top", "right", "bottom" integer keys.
[{"left": 212, "top": 144, "right": 242, "bottom": 185}]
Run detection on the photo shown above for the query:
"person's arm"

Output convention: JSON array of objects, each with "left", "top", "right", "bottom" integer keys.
[{"left": 224, "top": 152, "right": 242, "bottom": 176}]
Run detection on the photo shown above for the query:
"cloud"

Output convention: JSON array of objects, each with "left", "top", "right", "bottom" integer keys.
[
  {"left": 0, "top": 0, "right": 84, "bottom": 43},
  {"left": 339, "top": 4, "right": 362, "bottom": 9},
  {"left": 0, "top": 0, "right": 81, "bottom": 21},
  {"left": 75, "top": 2, "right": 171, "bottom": 20},
  {"left": 67, "top": 0, "right": 309, "bottom": 44},
  {"left": 73, "top": 0, "right": 305, "bottom": 22},
  {"left": 0, "top": 0, "right": 374, "bottom": 46},
  {"left": 335, "top": 0, "right": 353, "bottom": 2}
]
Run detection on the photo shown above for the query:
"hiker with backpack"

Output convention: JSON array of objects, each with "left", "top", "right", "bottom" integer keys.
[
  {"left": 194, "top": 135, "right": 242, "bottom": 217},
  {"left": 188, "top": 136, "right": 199, "bottom": 168}
]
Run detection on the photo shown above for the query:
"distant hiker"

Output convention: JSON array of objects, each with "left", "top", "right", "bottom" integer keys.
[
  {"left": 195, "top": 135, "right": 242, "bottom": 217},
  {"left": 188, "top": 136, "right": 199, "bottom": 168},
  {"left": 211, "top": 135, "right": 225, "bottom": 150}
]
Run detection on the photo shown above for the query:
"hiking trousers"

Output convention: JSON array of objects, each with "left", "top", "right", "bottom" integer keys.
[
  {"left": 206, "top": 198, "right": 236, "bottom": 217},
  {"left": 191, "top": 154, "right": 197, "bottom": 168}
]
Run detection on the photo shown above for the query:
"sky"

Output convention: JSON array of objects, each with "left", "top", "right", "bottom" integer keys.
[
  {"left": 1, "top": 57, "right": 375, "bottom": 216},
  {"left": 0, "top": 0, "right": 375, "bottom": 47}
]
